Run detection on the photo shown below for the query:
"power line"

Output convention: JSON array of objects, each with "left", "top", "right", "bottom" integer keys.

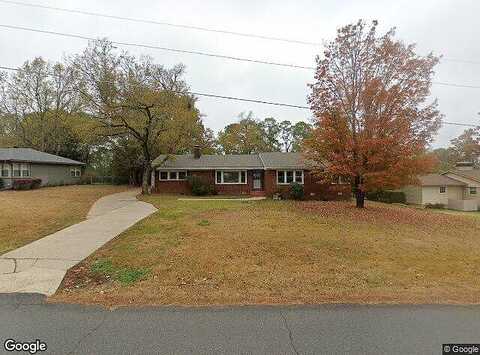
[
  {"left": 0, "top": 65, "right": 310, "bottom": 109},
  {"left": 0, "top": 24, "right": 315, "bottom": 70},
  {"left": 0, "top": 65, "right": 478, "bottom": 127},
  {"left": 0, "top": 0, "right": 322, "bottom": 46},
  {"left": 3, "top": 23, "right": 480, "bottom": 91},
  {"left": 1, "top": 0, "right": 479, "bottom": 67}
]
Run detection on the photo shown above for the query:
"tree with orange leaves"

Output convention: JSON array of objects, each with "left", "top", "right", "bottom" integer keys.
[{"left": 305, "top": 20, "right": 442, "bottom": 208}]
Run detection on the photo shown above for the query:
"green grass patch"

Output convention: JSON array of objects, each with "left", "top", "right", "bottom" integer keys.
[
  {"left": 198, "top": 219, "right": 210, "bottom": 226},
  {"left": 90, "top": 258, "right": 150, "bottom": 286}
]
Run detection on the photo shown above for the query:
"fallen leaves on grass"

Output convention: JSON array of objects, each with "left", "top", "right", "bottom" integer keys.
[{"left": 297, "top": 201, "right": 477, "bottom": 231}]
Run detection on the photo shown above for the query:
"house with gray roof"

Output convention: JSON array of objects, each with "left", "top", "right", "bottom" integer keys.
[
  {"left": 0, "top": 148, "right": 85, "bottom": 189},
  {"left": 402, "top": 162, "right": 480, "bottom": 211},
  {"left": 151, "top": 146, "right": 350, "bottom": 199}
]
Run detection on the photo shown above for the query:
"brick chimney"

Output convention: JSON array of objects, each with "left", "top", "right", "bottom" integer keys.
[
  {"left": 455, "top": 161, "right": 474, "bottom": 170},
  {"left": 193, "top": 145, "right": 201, "bottom": 159}
]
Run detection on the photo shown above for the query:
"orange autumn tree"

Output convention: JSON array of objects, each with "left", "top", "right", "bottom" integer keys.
[{"left": 305, "top": 20, "right": 442, "bottom": 208}]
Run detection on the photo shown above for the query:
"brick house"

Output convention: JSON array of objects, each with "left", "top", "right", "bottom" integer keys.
[{"left": 151, "top": 147, "right": 350, "bottom": 200}]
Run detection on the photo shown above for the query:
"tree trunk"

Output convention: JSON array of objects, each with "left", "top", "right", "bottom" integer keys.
[
  {"left": 355, "top": 190, "right": 365, "bottom": 208},
  {"left": 353, "top": 176, "right": 365, "bottom": 208},
  {"left": 141, "top": 165, "right": 152, "bottom": 195}
]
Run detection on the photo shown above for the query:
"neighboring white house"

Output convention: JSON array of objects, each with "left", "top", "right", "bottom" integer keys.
[{"left": 402, "top": 162, "right": 479, "bottom": 211}]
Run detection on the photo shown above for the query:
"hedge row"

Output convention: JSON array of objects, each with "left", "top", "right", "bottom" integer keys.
[{"left": 366, "top": 190, "right": 406, "bottom": 204}]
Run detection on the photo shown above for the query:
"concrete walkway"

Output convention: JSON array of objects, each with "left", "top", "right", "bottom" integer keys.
[{"left": 0, "top": 189, "right": 157, "bottom": 295}]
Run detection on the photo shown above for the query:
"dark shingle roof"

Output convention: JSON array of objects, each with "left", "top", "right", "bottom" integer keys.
[
  {"left": 152, "top": 154, "right": 263, "bottom": 169},
  {"left": 0, "top": 148, "right": 84, "bottom": 166},
  {"left": 152, "top": 152, "right": 312, "bottom": 170},
  {"left": 419, "top": 173, "right": 466, "bottom": 186},
  {"left": 258, "top": 152, "right": 308, "bottom": 169}
]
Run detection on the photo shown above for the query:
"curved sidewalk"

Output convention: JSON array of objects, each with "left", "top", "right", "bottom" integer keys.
[{"left": 0, "top": 189, "right": 157, "bottom": 295}]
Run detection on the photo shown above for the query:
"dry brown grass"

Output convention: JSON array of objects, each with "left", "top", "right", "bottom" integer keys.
[
  {"left": 0, "top": 185, "right": 130, "bottom": 254},
  {"left": 51, "top": 196, "right": 480, "bottom": 306}
]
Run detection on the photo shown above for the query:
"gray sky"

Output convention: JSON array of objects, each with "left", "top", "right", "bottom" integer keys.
[{"left": 1, "top": 0, "right": 479, "bottom": 148}]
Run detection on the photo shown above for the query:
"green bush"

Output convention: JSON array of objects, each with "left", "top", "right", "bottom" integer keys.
[
  {"left": 425, "top": 203, "right": 445, "bottom": 209},
  {"left": 0, "top": 179, "right": 4, "bottom": 189},
  {"left": 289, "top": 182, "right": 304, "bottom": 200},
  {"left": 366, "top": 190, "right": 406, "bottom": 204},
  {"left": 187, "top": 175, "right": 213, "bottom": 196}
]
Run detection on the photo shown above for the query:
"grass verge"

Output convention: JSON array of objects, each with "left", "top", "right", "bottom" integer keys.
[{"left": 51, "top": 195, "right": 480, "bottom": 306}]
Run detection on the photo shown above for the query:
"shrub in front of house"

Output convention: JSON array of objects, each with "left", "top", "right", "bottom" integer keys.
[
  {"left": 0, "top": 178, "right": 4, "bottom": 190},
  {"left": 12, "top": 178, "right": 42, "bottom": 190},
  {"left": 187, "top": 175, "right": 214, "bottom": 196},
  {"left": 289, "top": 182, "right": 304, "bottom": 200},
  {"left": 425, "top": 203, "right": 445, "bottom": 209},
  {"left": 366, "top": 190, "right": 406, "bottom": 204}
]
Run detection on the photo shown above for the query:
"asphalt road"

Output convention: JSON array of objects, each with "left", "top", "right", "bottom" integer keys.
[{"left": 0, "top": 294, "right": 478, "bottom": 355}]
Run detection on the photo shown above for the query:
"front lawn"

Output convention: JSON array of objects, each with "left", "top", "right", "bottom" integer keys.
[
  {"left": 52, "top": 195, "right": 480, "bottom": 306},
  {"left": 0, "top": 185, "right": 130, "bottom": 255}
]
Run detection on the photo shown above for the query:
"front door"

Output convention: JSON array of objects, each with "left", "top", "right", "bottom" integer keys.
[{"left": 252, "top": 171, "right": 263, "bottom": 190}]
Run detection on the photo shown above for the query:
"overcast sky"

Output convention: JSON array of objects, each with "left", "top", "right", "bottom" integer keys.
[{"left": 1, "top": 0, "right": 479, "bottom": 148}]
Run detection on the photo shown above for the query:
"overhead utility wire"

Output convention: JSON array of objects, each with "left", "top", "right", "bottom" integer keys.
[
  {"left": 2, "top": 23, "right": 480, "bottom": 91},
  {"left": 0, "top": 65, "right": 477, "bottom": 127},
  {"left": 1, "top": 0, "right": 479, "bottom": 66},
  {"left": 0, "top": 24, "right": 315, "bottom": 70},
  {"left": 0, "top": 0, "right": 322, "bottom": 46}
]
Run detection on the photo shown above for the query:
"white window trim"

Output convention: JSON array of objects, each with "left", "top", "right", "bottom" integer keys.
[
  {"left": 70, "top": 167, "right": 82, "bottom": 177},
  {"left": 277, "top": 170, "right": 304, "bottom": 185},
  {"left": 215, "top": 170, "right": 247, "bottom": 185},
  {"left": 159, "top": 170, "right": 187, "bottom": 181},
  {"left": 12, "top": 163, "right": 21, "bottom": 177},
  {"left": 469, "top": 187, "right": 477, "bottom": 195},
  {"left": 1, "top": 163, "right": 11, "bottom": 177},
  {"left": 439, "top": 186, "right": 446, "bottom": 194},
  {"left": 21, "top": 163, "right": 30, "bottom": 177}
]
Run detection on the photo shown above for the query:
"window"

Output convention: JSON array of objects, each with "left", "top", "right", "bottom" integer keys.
[
  {"left": 215, "top": 170, "right": 247, "bottom": 184},
  {"left": 439, "top": 186, "right": 446, "bottom": 194},
  {"left": 1, "top": 163, "right": 10, "bottom": 177},
  {"left": 277, "top": 170, "right": 304, "bottom": 185},
  {"left": 470, "top": 187, "right": 477, "bottom": 195},
  {"left": 21, "top": 164, "right": 30, "bottom": 177},
  {"left": 70, "top": 168, "right": 81, "bottom": 177},
  {"left": 12, "top": 163, "right": 21, "bottom": 177},
  {"left": 159, "top": 171, "right": 186, "bottom": 181}
]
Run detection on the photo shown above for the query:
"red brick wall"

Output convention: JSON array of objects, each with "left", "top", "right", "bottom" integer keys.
[
  {"left": 264, "top": 169, "right": 351, "bottom": 200},
  {"left": 154, "top": 170, "right": 255, "bottom": 195},
  {"left": 154, "top": 169, "right": 351, "bottom": 200}
]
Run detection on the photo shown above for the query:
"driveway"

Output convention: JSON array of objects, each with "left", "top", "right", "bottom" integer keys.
[
  {"left": 0, "top": 294, "right": 478, "bottom": 354},
  {"left": 0, "top": 190, "right": 157, "bottom": 295}
]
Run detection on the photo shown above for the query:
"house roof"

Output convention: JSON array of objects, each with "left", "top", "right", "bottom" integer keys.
[
  {"left": 258, "top": 152, "right": 308, "bottom": 169},
  {"left": 152, "top": 152, "right": 311, "bottom": 170},
  {"left": 418, "top": 173, "right": 466, "bottom": 186},
  {"left": 0, "top": 148, "right": 85, "bottom": 166},
  {"left": 446, "top": 169, "right": 480, "bottom": 183},
  {"left": 152, "top": 153, "right": 264, "bottom": 169}
]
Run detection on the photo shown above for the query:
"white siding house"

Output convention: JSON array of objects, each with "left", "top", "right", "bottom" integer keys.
[{"left": 402, "top": 162, "right": 480, "bottom": 211}]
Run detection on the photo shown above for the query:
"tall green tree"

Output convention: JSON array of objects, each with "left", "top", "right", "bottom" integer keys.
[
  {"left": 260, "top": 117, "right": 281, "bottom": 151},
  {"left": 0, "top": 58, "right": 99, "bottom": 162},
  {"left": 450, "top": 128, "right": 480, "bottom": 165},
  {"left": 217, "top": 112, "right": 267, "bottom": 154},
  {"left": 72, "top": 39, "right": 204, "bottom": 193},
  {"left": 291, "top": 121, "right": 313, "bottom": 152}
]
